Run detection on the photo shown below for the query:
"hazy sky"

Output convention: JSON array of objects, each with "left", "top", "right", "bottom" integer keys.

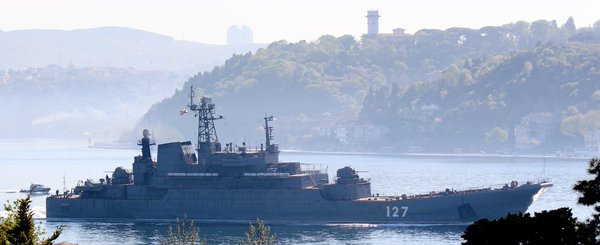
[{"left": 1, "top": 0, "right": 599, "bottom": 44}]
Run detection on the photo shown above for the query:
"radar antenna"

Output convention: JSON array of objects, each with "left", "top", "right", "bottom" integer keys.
[{"left": 184, "top": 85, "right": 223, "bottom": 154}]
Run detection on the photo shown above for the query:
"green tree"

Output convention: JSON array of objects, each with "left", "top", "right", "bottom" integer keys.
[
  {"left": 563, "top": 17, "right": 576, "bottom": 33},
  {"left": 238, "top": 219, "right": 276, "bottom": 245},
  {"left": 561, "top": 113, "right": 585, "bottom": 136},
  {"left": 484, "top": 127, "right": 508, "bottom": 144},
  {"left": 440, "top": 64, "right": 460, "bottom": 87},
  {"left": 462, "top": 158, "right": 600, "bottom": 244},
  {"left": 573, "top": 158, "right": 600, "bottom": 239},
  {"left": 164, "top": 215, "right": 205, "bottom": 245},
  {"left": 0, "top": 195, "right": 62, "bottom": 245},
  {"left": 530, "top": 20, "right": 554, "bottom": 43},
  {"left": 462, "top": 208, "right": 587, "bottom": 244},
  {"left": 593, "top": 20, "right": 600, "bottom": 33},
  {"left": 457, "top": 69, "right": 474, "bottom": 86},
  {"left": 561, "top": 110, "right": 600, "bottom": 137},
  {"left": 163, "top": 218, "right": 276, "bottom": 245}
]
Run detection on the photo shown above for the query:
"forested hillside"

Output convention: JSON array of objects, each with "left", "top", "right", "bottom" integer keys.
[
  {"left": 360, "top": 44, "right": 600, "bottom": 152},
  {"left": 135, "top": 19, "right": 600, "bottom": 153}
]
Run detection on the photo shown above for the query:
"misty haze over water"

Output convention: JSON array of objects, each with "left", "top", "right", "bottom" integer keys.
[{"left": 1, "top": 1, "right": 600, "bottom": 244}]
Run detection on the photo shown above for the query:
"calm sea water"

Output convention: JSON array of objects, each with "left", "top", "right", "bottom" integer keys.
[{"left": 0, "top": 139, "right": 594, "bottom": 244}]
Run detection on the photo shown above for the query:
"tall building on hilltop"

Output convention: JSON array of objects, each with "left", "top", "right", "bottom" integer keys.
[
  {"left": 363, "top": 10, "right": 410, "bottom": 40},
  {"left": 227, "top": 25, "right": 254, "bottom": 46},
  {"left": 366, "top": 10, "right": 380, "bottom": 36}
]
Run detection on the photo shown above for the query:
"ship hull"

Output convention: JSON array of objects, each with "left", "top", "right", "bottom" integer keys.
[{"left": 46, "top": 183, "right": 549, "bottom": 224}]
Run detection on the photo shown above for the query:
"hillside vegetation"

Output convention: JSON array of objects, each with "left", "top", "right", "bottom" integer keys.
[
  {"left": 360, "top": 44, "right": 600, "bottom": 151},
  {"left": 135, "top": 19, "right": 600, "bottom": 152}
]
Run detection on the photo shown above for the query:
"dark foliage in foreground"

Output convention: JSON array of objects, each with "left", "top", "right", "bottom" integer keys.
[
  {"left": 163, "top": 218, "right": 276, "bottom": 245},
  {"left": 0, "top": 195, "right": 63, "bottom": 245},
  {"left": 463, "top": 158, "right": 600, "bottom": 244},
  {"left": 462, "top": 208, "right": 591, "bottom": 244}
]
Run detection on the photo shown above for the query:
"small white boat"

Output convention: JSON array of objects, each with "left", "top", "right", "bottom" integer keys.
[{"left": 20, "top": 184, "right": 51, "bottom": 195}]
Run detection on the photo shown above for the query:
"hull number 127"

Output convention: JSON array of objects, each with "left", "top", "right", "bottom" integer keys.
[{"left": 386, "top": 206, "right": 408, "bottom": 218}]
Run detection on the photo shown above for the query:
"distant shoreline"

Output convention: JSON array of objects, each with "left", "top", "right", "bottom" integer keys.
[
  {"left": 86, "top": 143, "right": 593, "bottom": 162},
  {"left": 281, "top": 149, "right": 591, "bottom": 161},
  {"left": 4, "top": 138, "right": 590, "bottom": 162}
]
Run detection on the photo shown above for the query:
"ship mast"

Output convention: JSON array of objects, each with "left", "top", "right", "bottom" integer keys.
[
  {"left": 186, "top": 86, "right": 223, "bottom": 154},
  {"left": 264, "top": 115, "right": 274, "bottom": 147},
  {"left": 137, "top": 129, "right": 155, "bottom": 162}
]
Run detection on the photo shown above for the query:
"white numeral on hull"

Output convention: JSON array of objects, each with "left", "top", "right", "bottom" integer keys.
[{"left": 386, "top": 206, "right": 408, "bottom": 218}]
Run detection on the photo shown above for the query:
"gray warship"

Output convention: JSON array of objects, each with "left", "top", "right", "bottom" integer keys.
[{"left": 46, "top": 86, "right": 552, "bottom": 223}]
